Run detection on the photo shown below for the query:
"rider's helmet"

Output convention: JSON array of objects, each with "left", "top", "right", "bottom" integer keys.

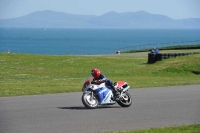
[{"left": 91, "top": 68, "right": 101, "bottom": 79}]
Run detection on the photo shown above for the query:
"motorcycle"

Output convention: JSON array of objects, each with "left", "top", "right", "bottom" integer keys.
[{"left": 81, "top": 77, "right": 132, "bottom": 109}]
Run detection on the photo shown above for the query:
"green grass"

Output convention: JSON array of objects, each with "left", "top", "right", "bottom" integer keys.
[
  {"left": 105, "top": 124, "right": 200, "bottom": 133},
  {"left": 0, "top": 52, "right": 200, "bottom": 97}
]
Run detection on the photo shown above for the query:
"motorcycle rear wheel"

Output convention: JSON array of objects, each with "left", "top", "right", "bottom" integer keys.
[
  {"left": 82, "top": 92, "right": 98, "bottom": 109},
  {"left": 117, "top": 91, "right": 132, "bottom": 107}
]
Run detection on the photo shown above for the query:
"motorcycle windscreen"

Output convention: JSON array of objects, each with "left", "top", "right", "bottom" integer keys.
[{"left": 95, "top": 87, "right": 110, "bottom": 103}]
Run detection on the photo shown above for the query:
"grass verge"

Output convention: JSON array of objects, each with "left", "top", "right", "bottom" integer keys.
[
  {"left": 123, "top": 44, "right": 200, "bottom": 53},
  {"left": 0, "top": 52, "right": 200, "bottom": 97},
  {"left": 105, "top": 124, "right": 200, "bottom": 133}
]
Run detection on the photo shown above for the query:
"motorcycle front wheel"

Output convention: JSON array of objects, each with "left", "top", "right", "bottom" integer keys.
[
  {"left": 82, "top": 92, "right": 98, "bottom": 109},
  {"left": 117, "top": 91, "right": 132, "bottom": 107}
]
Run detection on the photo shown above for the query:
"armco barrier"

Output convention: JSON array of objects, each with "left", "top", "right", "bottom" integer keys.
[{"left": 148, "top": 52, "right": 200, "bottom": 64}]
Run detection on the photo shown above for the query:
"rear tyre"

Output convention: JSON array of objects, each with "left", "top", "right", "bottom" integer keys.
[
  {"left": 117, "top": 91, "right": 132, "bottom": 107},
  {"left": 82, "top": 92, "right": 98, "bottom": 109}
]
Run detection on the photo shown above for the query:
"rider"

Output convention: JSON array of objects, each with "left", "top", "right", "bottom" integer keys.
[{"left": 91, "top": 68, "right": 120, "bottom": 99}]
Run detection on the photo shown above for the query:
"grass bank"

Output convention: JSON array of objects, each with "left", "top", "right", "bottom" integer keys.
[
  {"left": 123, "top": 44, "right": 200, "bottom": 53},
  {"left": 0, "top": 52, "right": 200, "bottom": 97},
  {"left": 105, "top": 124, "right": 200, "bottom": 133}
]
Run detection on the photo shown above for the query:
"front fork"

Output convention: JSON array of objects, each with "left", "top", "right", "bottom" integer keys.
[{"left": 118, "top": 86, "right": 130, "bottom": 100}]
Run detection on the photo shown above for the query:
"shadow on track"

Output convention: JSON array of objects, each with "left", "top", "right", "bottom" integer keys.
[{"left": 57, "top": 105, "right": 121, "bottom": 110}]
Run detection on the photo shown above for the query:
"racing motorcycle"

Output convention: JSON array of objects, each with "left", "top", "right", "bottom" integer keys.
[{"left": 81, "top": 77, "right": 132, "bottom": 109}]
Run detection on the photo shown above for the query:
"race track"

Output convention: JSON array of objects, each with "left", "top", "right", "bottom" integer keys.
[{"left": 0, "top": 85, "right": 199, "bottom": 133}]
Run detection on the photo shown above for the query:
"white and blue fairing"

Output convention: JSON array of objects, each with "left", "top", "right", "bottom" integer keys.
[{"left": 95, "top": 86, "right": 115, "bottom": 104}]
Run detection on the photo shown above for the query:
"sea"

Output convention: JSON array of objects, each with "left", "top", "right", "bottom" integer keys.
[{"left": 0, "top": 28, "right": 200, "bottom": 55}]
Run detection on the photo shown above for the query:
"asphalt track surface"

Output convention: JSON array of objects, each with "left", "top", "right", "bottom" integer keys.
[{"left": 0, "top": 85, "right": 199, "bottom": 133}]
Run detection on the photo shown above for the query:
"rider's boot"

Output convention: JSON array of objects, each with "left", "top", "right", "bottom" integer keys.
[{"left": 111, "top": 84, "right": 120, "bottom": 100}]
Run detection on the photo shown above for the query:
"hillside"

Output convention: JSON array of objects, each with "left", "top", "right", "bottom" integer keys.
[{"left": 0, "top": 10, "right": 200, "bottom": 29}]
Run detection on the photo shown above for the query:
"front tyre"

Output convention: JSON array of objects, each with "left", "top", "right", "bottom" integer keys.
[
  {"left": 82, "top": 92, "right": 98, "bottom": 109},
  {"left": 117, "top": 91, "right": 132, "bottom": 107}
]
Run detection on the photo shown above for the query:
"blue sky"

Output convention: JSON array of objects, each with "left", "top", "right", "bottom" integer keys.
[{"left": 0, "top": 0, "right": 200, "bottom": 19}]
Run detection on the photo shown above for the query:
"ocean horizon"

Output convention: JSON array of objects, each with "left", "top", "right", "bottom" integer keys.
[{"left": 0, "top": 28, "right": 200, "bottom": 55}]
